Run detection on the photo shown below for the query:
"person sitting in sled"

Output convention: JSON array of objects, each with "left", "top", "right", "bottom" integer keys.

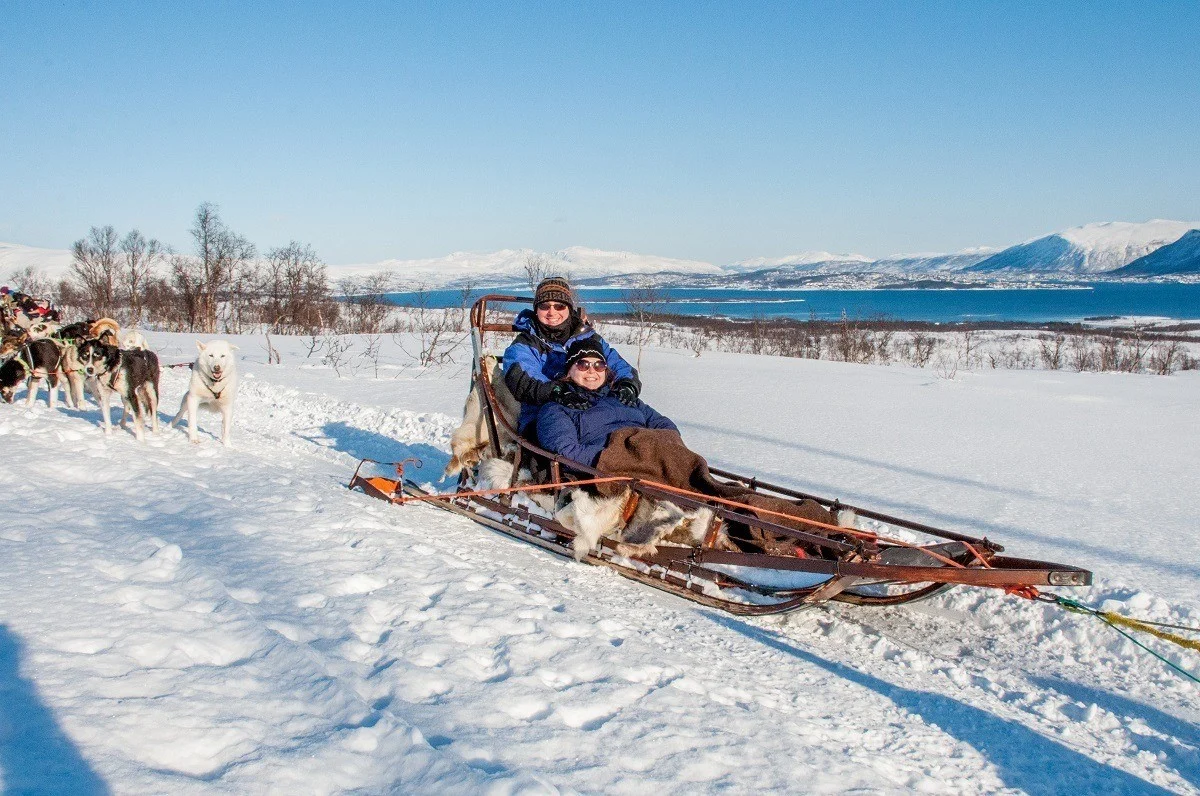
[
  {"left": 535, "top": 337, "right": 677, "bottom": 468},
  {"left": 502, "top": 276, "right": 640, "bottom": 438},
  {"left": 538, "top": 338, "right": 843, "bottom": 556}
]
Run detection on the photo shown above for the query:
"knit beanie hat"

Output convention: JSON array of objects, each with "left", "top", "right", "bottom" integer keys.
[
  {"left": 534, "top": 276, "right": 575, "bottom": 309},
  {"left": 564, "top": 336, "right": 606, "bottom": 369}
]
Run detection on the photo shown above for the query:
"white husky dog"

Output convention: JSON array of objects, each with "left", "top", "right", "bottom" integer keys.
[{"left": 170, "top": 340, "right": 239, "bottom": 446}]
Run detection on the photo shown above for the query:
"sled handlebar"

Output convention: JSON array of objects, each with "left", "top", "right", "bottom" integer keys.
[{"left": 470, "top": 294, "right": 531, "bottom": 333}]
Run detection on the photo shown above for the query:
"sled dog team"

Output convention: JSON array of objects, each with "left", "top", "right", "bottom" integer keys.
[
  {"left": 448, "top": 277, "right": 858, "bottom": 562},
  {"left": 0, "top": 292, "right": 239, "bottom": 445}
]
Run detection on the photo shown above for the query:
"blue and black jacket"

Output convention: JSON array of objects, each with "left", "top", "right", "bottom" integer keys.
[
  {"left": 535, "top": 383, "right": 677, "bottom": 468},
  {"left": 502, "top": 309, "right": 639, "bottom": 432}
]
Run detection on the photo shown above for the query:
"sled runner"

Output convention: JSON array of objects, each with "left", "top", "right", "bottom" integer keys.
[{"left": 350, "top": 295, "right": 1091, "bottom": 615}]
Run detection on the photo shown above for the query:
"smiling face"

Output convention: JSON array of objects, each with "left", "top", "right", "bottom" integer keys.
[
  {"left": 197, "top": 340, "right": 235, "bottom": 378},
  {"left": 568, "top": 356, "right": 608, "bottom": 391},
  {"left": 535, "top": 301, "right": 570, "bottom": 330}
]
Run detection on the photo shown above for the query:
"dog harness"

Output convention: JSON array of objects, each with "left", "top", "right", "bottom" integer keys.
[{"left": 199, "top": 368, "right": 229, "bottom": 401}]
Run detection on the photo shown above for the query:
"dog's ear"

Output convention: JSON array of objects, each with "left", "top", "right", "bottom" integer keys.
[
  {"left": 229, "top": 344, "right": 240, "bottom": 351},
  {"left": 196, "top": 341, "right": 207, "bottom": 352}
]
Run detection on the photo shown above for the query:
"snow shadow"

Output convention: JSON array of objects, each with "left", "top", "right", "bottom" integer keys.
[
  {"left": 0, "top": 625, "right": 110, "bottom": 795},
  {"left": 710, "top": 616, "right": 1177, "bottom": 795},
  {"left": 314, "top": 422, "right": 454, "bottom": 488},
  {"left": 689, "top": 424, "right": 1200, "bottom": 583},
  {"left": 682, "top": 421, "right": 1052, "bottom": 502},
  {"left": 1030, "top": 676, "right": 1199, "bottom": 788}
]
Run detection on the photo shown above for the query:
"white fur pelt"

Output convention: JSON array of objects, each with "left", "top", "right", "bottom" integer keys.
[
  {"left": 555, "top": 487, "right": 718, "bottom": 561},
  {"left": 475, "top": 457, "right": 556, "bottom": 515},
  {"left": 445, "top": 356, "right": 521, "bottom": 478}
]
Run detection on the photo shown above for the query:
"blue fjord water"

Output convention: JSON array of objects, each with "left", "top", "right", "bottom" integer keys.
[{"left": 385, "top": 282, "right": 1200, "bottom": 324}]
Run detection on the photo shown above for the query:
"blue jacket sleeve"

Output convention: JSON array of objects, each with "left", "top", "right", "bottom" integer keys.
[
  {"left": 639, "top": 401, "right": 678, "bottom": 433},
  {"left": 536, "top": 405, "right": 606, "bottom": 467},
  {"left": 502, "top": 339, "right": 554, "bottom": 405}
]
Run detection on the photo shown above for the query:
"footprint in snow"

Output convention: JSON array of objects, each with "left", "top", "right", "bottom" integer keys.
[
  {"left": 499, "top": 698, "right": 553, "bottom": 721},
  {"left": 93, "top": 544, "right": 183, "bottom": 583}
]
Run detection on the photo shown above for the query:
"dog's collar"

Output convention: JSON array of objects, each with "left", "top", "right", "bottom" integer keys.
[{"left": 198, "top": 367, "right": 229, "bottom": 400}]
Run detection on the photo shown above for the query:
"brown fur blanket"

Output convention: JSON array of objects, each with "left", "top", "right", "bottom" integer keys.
[{"left": 594, "top": 427, "right": 839, "bottom": 555}]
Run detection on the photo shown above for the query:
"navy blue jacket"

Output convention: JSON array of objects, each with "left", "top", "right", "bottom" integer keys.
[
  {"left": 536, "top": 384, "right": 678, "bottom": 468},
  {"left": 502, "top": 309, "right": 638, "bottom": 431}
]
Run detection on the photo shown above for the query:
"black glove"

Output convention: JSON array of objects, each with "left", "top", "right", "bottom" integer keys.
[
  {"left": 613, "top": 378, "right": 640, "bottom": 407},
  {"left": 549, "top": 382, "right": 591, "bottom": 410}
]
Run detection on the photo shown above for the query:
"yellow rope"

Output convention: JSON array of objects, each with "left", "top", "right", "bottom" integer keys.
[{"left": 1100, "top": 611, "right": 1200, "bottom": 652}]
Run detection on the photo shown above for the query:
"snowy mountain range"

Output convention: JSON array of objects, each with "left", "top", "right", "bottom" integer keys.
[
  {"left": 1107, "top": 228, "right": 1200, "bottom": 277},
  {"left": 965, "top": 220, "right": 1200, "bottom": 275},
  {"left": 4, "top": 220, "right": 1199, "bottom": 291}
]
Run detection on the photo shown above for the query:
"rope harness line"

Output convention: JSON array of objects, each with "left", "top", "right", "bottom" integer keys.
[{"left": 1013, "top": 588, "right": 1200, "bottom": 685}]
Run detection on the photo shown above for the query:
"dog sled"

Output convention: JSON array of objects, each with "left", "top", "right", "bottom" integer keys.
[{"left": 350, "top": 295, "right": 1091, "bottom": 615}]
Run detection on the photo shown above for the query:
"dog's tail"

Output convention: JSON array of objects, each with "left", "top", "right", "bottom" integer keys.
[{"left": 90, "top": 318, "right": 120, "bottom": 341}]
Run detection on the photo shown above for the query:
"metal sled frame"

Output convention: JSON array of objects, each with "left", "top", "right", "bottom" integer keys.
[{"left": 350, "top": 295, "right": 1091, "bottom": 614}]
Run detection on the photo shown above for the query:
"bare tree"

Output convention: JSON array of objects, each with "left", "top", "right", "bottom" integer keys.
[
  {"left": 1038, "top": 333, "right": 1066, "bottom": 370},
  {"left": 338, "top": 271, "right": 394, "bottom": 334},
  {"left": 1148, "top": 340, "right": 1182, "bottom": 375},
  {"left": 6, "top": 265, "right": 53, "bottom": 298},
  {"left": 119, "top": 229, "right": 162, "bottom": 325},
  {"left": 393, "top": 284, "right": 467, "bottom": 368},
  {"left": 263, "top": 242, "right": 336, "bottom": 333},
  {"left": 71, "top": 225, "right": 121, "bottom": 318},
  {"left": 523, "top": 253, "right": 551, "bottom": 294},
  {"left": 172, "top": 203, "right": 255, "bottom": 333},
  {"left": 622, "top": 279, "right": 665, "bottom": 369},
  {"left": 907, "top": 331, "right": 937, "bottom": 367}
]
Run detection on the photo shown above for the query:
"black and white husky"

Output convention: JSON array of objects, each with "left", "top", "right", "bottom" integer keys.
[
  {"left": 76, "top": 338, "right": 161, "bottom": 440},
  {"left": 0, "top": 338, "right": 70, "bottom": 407}
]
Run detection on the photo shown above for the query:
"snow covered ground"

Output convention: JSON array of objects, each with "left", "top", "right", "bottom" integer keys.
[{"left": 1, "top": 332, "right": 1198, "bottom": 794}]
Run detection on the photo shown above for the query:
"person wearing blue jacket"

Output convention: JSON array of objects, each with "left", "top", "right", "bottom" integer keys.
[
  {"left": 502, "top": 276, "right": 640, "bottom": 435},
  {"left": 536, "top": 337, "right": 677, "bottom": 468}
]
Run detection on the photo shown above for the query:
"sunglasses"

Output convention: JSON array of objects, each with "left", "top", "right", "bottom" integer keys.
[
  {"left": 571, "top": 359, "right": 607, "bottom": 373},
  {"left": 537, "top": 302, "right": 569, "bottom": 312}
]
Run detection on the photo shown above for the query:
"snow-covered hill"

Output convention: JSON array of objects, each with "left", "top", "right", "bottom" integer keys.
[
  {"left": 1110, "top": 229, "right": 1200, "bottom": 277},
  {"left": 872, "top": 248, "right": 997, "bottom": 273},
  {"left": 330, "top": 245, "right": 725, "bottom": 288},
  {"left": 0, "top": 241, "right": 75, "bottom": 280},
  {"left": 726, "top": 251, "right": 873, "bottom": 273},
  {"left": 967, "top": 220, "right": 1200, "bottom": 275}
]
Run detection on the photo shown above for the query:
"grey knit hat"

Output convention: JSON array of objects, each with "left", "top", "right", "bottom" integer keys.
[{"left": 534, "top": 276, "right": 574, "bottom": 308}]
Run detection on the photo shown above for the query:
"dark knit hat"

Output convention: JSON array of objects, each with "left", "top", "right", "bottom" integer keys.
[
  {"left": 564, "top": 336, "right": 606, "bottom": 368},
  {"left": 534, "top": 276, "right": 574, "bottom": 309}
]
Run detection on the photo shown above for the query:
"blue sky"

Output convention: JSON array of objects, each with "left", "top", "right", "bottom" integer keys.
[{"left": 2, "top": 1, "right": 1198, "bottom": 264}]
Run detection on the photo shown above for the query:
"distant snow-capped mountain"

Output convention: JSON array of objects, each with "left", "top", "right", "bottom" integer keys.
[
  {"left": 871, "top": 248, "right": 997, "bottom": 274},
  {"left": 966, "top": 220, "right": 1200, "bottom": 275},
  {"left": 1108, "top": 229, "right": 1200, "bottom": 277},
  {"left": 726, "top": 251, "right": 873, "bottom": 273},
  {"left": 5, "top": 218, "right": 1200, "bottom": 294},
  {"left": 331, "top": 245, "right": 723, "bottom": 288}
]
